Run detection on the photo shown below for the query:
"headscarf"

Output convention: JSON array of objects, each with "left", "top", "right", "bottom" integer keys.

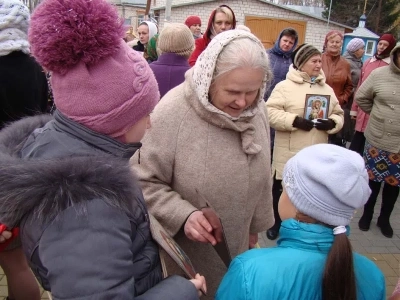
[
  {"left": 146, "top": 34, "right": 159, "bottom": 62},
  {"left": 139, "top": 21, "right": 158, "bottom": 45}
]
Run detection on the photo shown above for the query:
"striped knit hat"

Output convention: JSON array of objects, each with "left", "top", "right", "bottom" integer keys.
[{"left": 292, "top": 44, "right": 321, "bottom": 70}]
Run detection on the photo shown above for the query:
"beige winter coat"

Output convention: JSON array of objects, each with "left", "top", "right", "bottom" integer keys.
[
  {"left": 267, "top": 66, "right": 344, "bottom": 180},
  {"left": 356, "top": 45, "right": 400, "bottom": 154},
  {"left": 131, "top": 30, "right": 274, "bottom": 299}
]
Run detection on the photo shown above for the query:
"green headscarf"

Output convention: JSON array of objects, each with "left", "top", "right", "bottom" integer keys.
[{"left": 145, "top": 34, "right": 159, "bottom": 63}]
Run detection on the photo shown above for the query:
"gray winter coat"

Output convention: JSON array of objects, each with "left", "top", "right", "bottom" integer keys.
[
  {"left": 0, "top": 111, "right": 198, "bottom": 300},
  {"left": 343, "top": 51, "right": 363, "bottom": 91}
]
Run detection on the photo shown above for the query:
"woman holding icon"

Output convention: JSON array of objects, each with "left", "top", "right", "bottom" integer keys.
[{"left": 265, "top": 44, "right": 344, "bottom": 241}]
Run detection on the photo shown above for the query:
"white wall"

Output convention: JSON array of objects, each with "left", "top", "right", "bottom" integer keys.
[{"left": 154, "top": 0, "right": 345, "bottom": 50}]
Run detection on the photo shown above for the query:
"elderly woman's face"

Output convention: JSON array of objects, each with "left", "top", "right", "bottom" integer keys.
[
  {"left": 210, "top": 67, "right": 264, "bottom": 117},
  {"left": 326, "top": 35, "right": 343, "bottom": 55},
  {"left": 300, "top": 54, "right": 322, "bottom": 78}
]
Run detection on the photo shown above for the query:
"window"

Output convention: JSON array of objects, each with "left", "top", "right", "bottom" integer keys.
[
  {"left": 365, "top": 40, "right": 376, "bottom": 56},
  {"left": 124, "top": 18, "right": 131, "bottom": 25},
  {"left": 137, "top": 14, "right": 145, "bottom": 27}
]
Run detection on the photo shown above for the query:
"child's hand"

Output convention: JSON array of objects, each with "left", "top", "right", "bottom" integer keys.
[{"left": 0, "top": 230, "right": 12, "bottom": 243}]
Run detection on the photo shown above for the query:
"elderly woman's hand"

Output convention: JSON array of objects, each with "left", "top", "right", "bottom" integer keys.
[
  {"left": 184, "top": 211, "right": 217, "bottom": 245},
  {"left": 292, "top": 116, "right": 314, "bottom": 131},
  {"left": 315, "top": 119, "right": 336, "bottom": 131}
]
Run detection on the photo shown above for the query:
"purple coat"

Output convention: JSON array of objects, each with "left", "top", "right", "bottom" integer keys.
[{"left": 149, "top": 53, "right": 190, "bottom": 99}]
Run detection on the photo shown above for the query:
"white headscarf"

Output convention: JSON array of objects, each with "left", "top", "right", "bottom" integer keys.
[
  {"left": 139, "top": 21, "right": 158, "bottom": 45},
  {"left": 192, "top": 30, "right": 268, "bottom": 121}
]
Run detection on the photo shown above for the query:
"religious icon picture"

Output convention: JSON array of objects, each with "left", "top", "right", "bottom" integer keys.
[
  {"left": 148, "top": 214, "right": 197, "bottom": 279},
  {"left": 304, "top": 94, "right": 331, "bottom": 121}
]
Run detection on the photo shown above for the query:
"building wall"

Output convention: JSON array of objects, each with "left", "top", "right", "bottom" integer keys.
[
  {"left": 154, "top": 0, "right": 345, "bottom": 50},
  {"left": 108, "top": 1, "right": 146, "bottom": 30}
]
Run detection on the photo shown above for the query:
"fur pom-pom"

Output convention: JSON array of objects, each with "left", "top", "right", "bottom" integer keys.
[{"left": 28, "top": 0, "right": 124, "bottom": 74}]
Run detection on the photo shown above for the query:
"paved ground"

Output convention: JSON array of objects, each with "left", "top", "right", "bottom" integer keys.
[
  {"left": 258, "top": 192, "right": 400, "bottom": 299},
  {"left": 0, "top": 193, "right": 398, "bottom": 299}
]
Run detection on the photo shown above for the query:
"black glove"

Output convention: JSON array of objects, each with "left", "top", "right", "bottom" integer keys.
[
  {"left": 292, "top": 116, "right": 314, "bottom": 131},
  {"left": 314, "top": 119, "right": 336, "bottom": 131}
]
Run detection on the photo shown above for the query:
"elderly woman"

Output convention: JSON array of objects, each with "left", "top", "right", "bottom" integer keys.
[
  {"left": 322, "top": 30, "right": 353, "bottom": 146},
  {"left": 188, "top": 5, "right": 236, "bottom": 66},
  {"left": 356, "top": 45, "right": 400, "bottom": 238},
  {"left": 132, "top": 30, "right": 274, "bottom": 299},
  {"left": 349, "top": 33, "right": 397, "bottom": 156},
  {"left": 265, "top": 44, "right": 344, "bottom": 240}
]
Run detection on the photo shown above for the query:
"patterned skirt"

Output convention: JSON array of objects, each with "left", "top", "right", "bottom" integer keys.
[{"left": 363, "top": 141, "right": 400, "bottom": 187}]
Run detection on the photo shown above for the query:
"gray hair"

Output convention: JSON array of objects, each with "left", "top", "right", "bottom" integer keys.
[{"left": 211, "top": 37, "right": 272, "bottom": 88}]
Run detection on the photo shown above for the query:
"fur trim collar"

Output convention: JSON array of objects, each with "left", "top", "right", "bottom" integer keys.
[{"left": 0, "top": 116, "right": 143, "bottom": 226}]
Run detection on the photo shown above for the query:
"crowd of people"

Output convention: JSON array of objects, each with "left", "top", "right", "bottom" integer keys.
[{"left": 0, "top": 0, "right": 399, "bottom": 299}]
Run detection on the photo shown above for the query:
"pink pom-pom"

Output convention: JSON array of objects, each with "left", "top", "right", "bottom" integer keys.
[{"left": 29, "top": 0, "right": 124, "bottom": 74}]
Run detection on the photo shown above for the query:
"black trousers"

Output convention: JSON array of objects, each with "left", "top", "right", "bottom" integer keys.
[
  {"left": 349, "top": 131, "right": 366, "bottom": 156},
  {"left": 270, "top": 176, "right": 283, "bottom": 230},
  {"left": 362, "top": 180, "right": 399, "bottom": 223}
]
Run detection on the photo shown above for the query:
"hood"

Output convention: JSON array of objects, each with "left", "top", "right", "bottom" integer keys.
[
  {"left": 192, "top": 29, "right": 268, "bottom": 121},
  {"left": 286, "top": 65, "right": 326, "bottom": 85},
  {"left": 271, "top": 29, "right": 298, "bottom": 58},
  {"left": 140, "top": 21, "right": 158, "bottom": 44},
  {"left": 0, "top": 116, "right": 142, "bottom": 227},
  {"left": 203, "top": 4, "right": 236, "bottom": 46},
  {"left": 389, "top": 45, "right": 400, "bottom": 74}
]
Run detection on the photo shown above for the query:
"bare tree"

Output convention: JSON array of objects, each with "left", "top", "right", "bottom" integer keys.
[
  {"left": 21, "top": 0, "right": 43, "bottom": 12},
  {"left": 268, "top": 0, "right": 325, "bottom": 6}
]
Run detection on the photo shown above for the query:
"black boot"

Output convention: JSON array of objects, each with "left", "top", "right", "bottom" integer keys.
[
  {"left": 359, "top": 180, "right": 381, "bottom": 231},
  {"left": 377, "top": 217, "right": 393, "bottom": 238},
  {"left": 267, "top": 177, "right": 282, "bottom": 241},
  {"left": 377, "top": 183, "right": 399, "bottom": 238}
]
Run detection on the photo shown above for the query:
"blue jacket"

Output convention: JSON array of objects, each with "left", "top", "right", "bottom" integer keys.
[
  {"left": 264, "top": 31, "right": 298, "bottom": 149},
  {"left": 264, "top": 31, "right": 298, "bottom": 101},
  {"left": 216, "top": 219, "right": 385, "bottom": 300}
]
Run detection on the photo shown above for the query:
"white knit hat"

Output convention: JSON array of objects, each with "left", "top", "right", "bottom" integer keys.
[
  {"left": 0, "top": 0, "right": 30, "bottom": 33},
  {"left": 0, "top": 0, "right": 30, "bottom": 56},
  {"left": 157, "top": 23, "right": 194, "bottom": 58},
  {"left": 282, "top": 144, "right": 371, "bottom": 226}
]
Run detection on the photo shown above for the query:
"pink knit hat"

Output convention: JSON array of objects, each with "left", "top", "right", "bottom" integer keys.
[{"left": 28, "top": 0, "right": 159, "bottom": 140}]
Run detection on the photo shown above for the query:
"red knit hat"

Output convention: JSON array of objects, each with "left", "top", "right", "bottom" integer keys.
[{"left": 185, "top": 15, "right": 201, "bottom": 28}]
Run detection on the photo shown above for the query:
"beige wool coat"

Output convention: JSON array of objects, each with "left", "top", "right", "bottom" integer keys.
[
  {"left": 267, "top": 66, "right": 344, "bottom": 180},
  {"left": 356, "top": 45, "right": 400, "bottom": 154},
  {"left": 131, "top": 69, "right": 274, "bottom": 299}
]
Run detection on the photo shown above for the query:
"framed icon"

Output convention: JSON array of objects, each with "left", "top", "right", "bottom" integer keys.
[{"left": 304, "top": 94, "right": 331, "bottom": 121}]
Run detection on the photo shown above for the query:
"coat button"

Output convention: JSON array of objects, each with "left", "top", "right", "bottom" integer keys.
[
  {"left": 393, "top": 91, "right": 396, "bottom": 95},
  {"left": 389, "top": 119, "right": 393, "bottom": 123},
  {"left": 391, "top": 105, "right": 395, "bottom": 109},
  {"left": 387, "top": 133, "right": 391, "bottom": 136}
]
